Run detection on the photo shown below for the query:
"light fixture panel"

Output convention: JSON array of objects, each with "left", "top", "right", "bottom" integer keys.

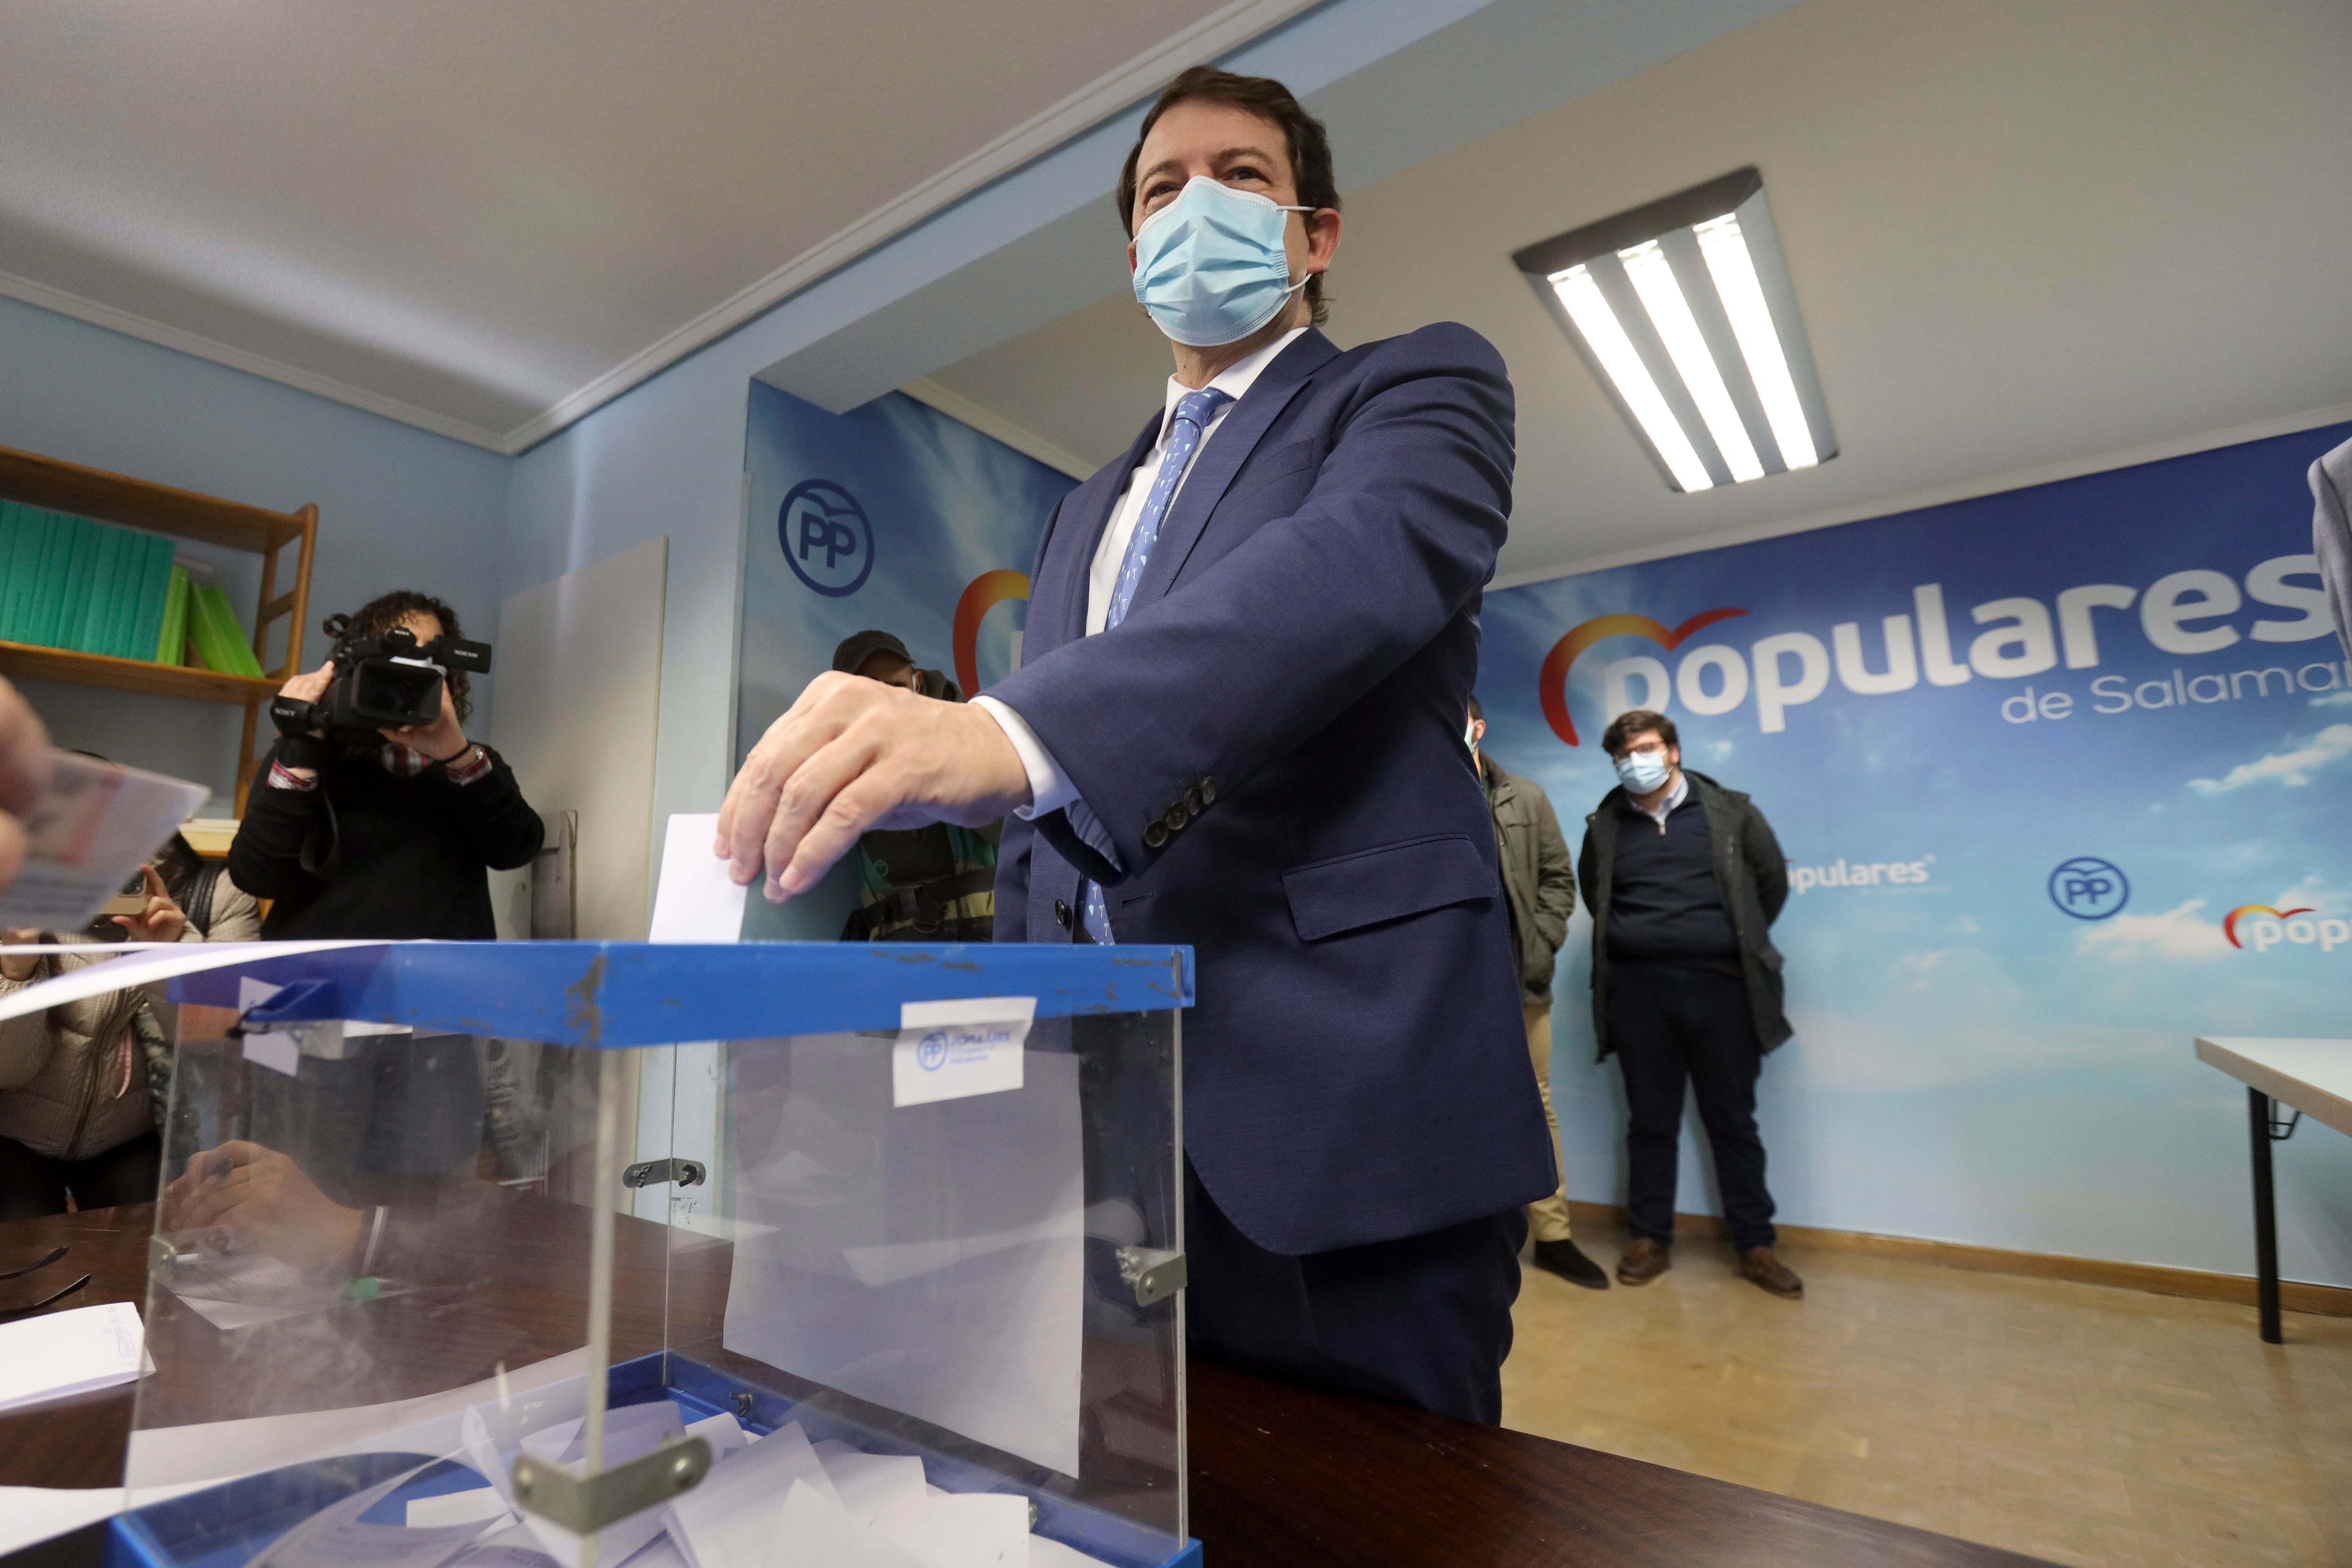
[{"left": 1512, "top": 168, "right": 1836, "bottom": 493}]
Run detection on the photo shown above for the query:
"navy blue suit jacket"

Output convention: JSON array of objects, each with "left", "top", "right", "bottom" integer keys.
[{"left": 988, "top": 324, "right": 1557, "bottom": 1257}]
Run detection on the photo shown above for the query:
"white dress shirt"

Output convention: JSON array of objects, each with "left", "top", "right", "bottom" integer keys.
[{"left": 974, "top": 327, "right": 1309, "bottom": 831}]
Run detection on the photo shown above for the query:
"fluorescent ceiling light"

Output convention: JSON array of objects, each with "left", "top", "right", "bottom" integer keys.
[
  {"left": 1693, "top": 214, "right": 1818, "bottom": 470},
  {"left": 1548, "top": 264, "right": 1714, "bottom": 493},
  {"left": 1619, "top": 238, "right": 1763, "bottom": 482},
  {"left": 1511, "top": 167, "right": 1836, "bottom": 493}
]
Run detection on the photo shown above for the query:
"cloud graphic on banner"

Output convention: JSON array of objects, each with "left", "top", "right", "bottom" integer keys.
[
  {"left": 1539, "top": 608, "right": 1748, "bottom": 746},
  {"left": 2076, "top": 897, "right": 2230, "bottom": 959},
  {"left": 2187, "top": 723, "right": 2352, "bottom": 793}
]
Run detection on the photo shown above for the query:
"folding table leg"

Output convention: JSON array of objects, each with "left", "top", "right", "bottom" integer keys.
[{"left": 2249, "top": 1086, "right": 2282, "bottom": 1345}]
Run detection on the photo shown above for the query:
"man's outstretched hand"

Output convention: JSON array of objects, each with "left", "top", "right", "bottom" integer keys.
[{"left": 717, "top": 672, "right": 1031, "bottom": 902}]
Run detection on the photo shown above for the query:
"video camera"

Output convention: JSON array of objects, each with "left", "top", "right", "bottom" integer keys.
[{"left": 270, "top": 614, "right": 492, "bottom": 749}]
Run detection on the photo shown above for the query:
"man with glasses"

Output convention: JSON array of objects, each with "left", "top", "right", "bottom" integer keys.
[{"left": 1577, "top": 709, "right": 1803, "bottom": 1299}]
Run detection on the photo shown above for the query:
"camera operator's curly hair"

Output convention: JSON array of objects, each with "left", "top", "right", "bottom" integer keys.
[{"left": 330, "top": 590, "right": 475, "bottom": 722}]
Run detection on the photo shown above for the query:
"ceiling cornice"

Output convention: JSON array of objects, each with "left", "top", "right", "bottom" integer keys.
[
  {"left": 0, "top": 266, "right": 512, "bottom": 452},
  {"left": 898, "top": 378, "right": 1094, "bottom": 479}
]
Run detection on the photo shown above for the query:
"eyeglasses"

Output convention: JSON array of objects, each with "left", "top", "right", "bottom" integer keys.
[{"left": 0, "top": 1243, "right": 88, "bottom": 1319}]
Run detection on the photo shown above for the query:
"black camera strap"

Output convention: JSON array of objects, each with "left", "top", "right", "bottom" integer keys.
[{"left": 299, "top": 784, "right": 343, "bottom": 881}]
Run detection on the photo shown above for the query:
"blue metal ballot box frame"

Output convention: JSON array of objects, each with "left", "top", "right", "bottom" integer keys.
[{"left": 109, "top": 941, "right": 1200, "bottom": 1568}]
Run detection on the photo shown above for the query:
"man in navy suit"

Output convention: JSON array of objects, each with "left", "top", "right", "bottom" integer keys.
[{"left": 718, "top": 66, "right": 1555, "bottom": 1423}]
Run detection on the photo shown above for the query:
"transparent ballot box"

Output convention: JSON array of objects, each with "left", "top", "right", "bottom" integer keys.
[{"left": 115, "top": 941, "right": 1196, "bottom": 1568}]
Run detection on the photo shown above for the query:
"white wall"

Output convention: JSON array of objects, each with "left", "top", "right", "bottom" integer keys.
[{"left": 0, "top": 293, "right": 509, "bottom": 811}]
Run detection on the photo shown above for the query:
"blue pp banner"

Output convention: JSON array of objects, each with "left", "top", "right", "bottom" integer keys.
[
  {"left": 735, "top": 383, "right": 1077, "bottom": 933},
  {"left": 1479, "top": 422, "right": 2352, "bottom": 1282}
]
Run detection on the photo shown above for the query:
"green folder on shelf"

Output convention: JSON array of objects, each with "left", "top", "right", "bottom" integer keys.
[
  {"left": 24, "top": 512, "right": 76, "bottom": 649},
  {"left": 187, "top": 581, "right": 263, "bottom": 677},
  {"left": 154, "top": 565, "right": 191, "bottom": 665},
  {"left": 53, "top": 517, "right": 100, "bottom": 653},
  {"left": 74, "top": 523, "right": 126, "bottom": 655},
  {"left": 0, "top": 504, "right": 34, "bottom": 643},
  {"left": 120, "top": 531, "right": 174, "bottom": 661}
]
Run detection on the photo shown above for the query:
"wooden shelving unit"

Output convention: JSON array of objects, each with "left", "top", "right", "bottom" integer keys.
[{"left": 0, "top": 441, "right": 317, "bottom": 816}]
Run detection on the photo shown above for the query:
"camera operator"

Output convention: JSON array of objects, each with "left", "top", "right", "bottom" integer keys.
[{"left": 230, "top": 591, "right": 543, "bottom": 939}]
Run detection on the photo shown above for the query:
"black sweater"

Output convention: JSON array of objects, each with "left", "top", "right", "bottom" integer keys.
[
  {"left": 1604, "top": 793, "right": 1739, "bottom": 962},
  {"left": 230, "top": 743, "right": 544, "bottom": 940}
]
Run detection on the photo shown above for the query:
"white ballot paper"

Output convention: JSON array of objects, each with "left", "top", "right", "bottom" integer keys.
[
  {"left": 649, "top": 814, "right": 746, "bottom": 943},
  {"left": 723, "top": 1037, "right": 1084, "bottom": 1477},
  {"left": 0, "top": 1301, "right": 152, "bottom": 1412},
  {"left": 0, "top": 751, "right": 208, "bottom": 930}
]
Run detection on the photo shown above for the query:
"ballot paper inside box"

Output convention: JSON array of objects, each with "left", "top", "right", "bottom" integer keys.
[{"left": 87, "top": 940, "right": 1195, "bottom": 1568}]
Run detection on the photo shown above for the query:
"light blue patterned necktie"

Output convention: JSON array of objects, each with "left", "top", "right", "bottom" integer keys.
[{"left": 1083, "top": 385, "right": 1232, "bottom": 944}]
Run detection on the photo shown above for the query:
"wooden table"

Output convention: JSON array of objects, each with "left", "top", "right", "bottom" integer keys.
[
  {"left": 0, "top": 1207, "right": 2043, "bottom": 1568},
  {"left": 2195, "top": 1035, "right": 2352, "bottom": 1343}
]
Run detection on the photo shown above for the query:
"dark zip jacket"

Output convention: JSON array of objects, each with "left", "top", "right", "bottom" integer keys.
[{"left": 1575, "top": 770, "right": 1791, "bottom": 1059}]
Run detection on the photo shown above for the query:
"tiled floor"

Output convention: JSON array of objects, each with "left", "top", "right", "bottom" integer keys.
[{"left": 1502, "top": 1227, "right": 2352, "bottom": 1566}]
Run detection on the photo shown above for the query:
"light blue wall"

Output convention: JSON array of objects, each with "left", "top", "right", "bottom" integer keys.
[{"left": 0, "top": 294, "right": 509, "bottom": 812}]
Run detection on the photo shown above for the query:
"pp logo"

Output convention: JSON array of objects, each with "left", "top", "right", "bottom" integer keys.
[
  {"left": 779, "top": 479, "right": 874, "bottom": 597},
  {"left": 2048, "top": 856, "right": 2129, "bottom": 920},
  {"left": 915, "top": 1030, "right": 950, "bottom": 1072}
]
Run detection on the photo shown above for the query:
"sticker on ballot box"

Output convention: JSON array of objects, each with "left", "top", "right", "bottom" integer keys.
[{"left": 891, "top": 995, "right": 1034, "bottom": 1107}]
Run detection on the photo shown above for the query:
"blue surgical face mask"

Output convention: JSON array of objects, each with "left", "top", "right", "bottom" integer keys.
[
  {"left": 1614, "top": 749, "right": 1672, "bottom": 795},
  {"left": 1131, "top": 176, "right": 1310, "bottom": 347}
]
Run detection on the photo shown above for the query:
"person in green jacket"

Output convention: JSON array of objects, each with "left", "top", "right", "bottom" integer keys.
[{"left": 1468, "top": 697, "right": 1606, "bottom": 1289}]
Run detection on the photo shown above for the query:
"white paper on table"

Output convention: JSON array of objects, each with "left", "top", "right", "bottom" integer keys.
[
  {"left": 0, "top": 939, "right": 388, "bottom": 1028},
  {"left": 873, "top": 1494, "right": 1030, "bottom": 1568},
  {"left": 0, "top": 1301, "right": 151, "bottom": 1412},
  {"left": 891, "top": 997, "right": 1033, "bottom": 1108},
  {"left": 649, "top": 815, "right": 746, "bottom": 943},
  {"left": 1026, "top": 1538, "right": 1117, "bottom": 1568},
  {"left": 724, "top": 1040, "right": 1084, "bottom": 1476},
  {"left": 770, "top": 1480, "right": 930, "bottom": 1568},
  {"left": 0, "top": 751, "right": 209, "bottom": 930},
  {"left": 406, "top": 1486, "right": 516, "bottom": 1531},
  {"left": 665, "top": 1421, "right": 835, "bottom": 1568}
]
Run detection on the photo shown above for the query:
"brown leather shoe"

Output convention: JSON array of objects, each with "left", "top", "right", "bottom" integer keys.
[
  {"left": 1616, "top": 1237, "right": 1672, "bottom": 1285},
  {"left": 1740, "top": 1245, "right": 1804, "bottom": 1299}
]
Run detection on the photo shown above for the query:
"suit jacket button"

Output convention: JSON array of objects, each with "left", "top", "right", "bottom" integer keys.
[
  {"left": 1199, "top": 777, "right": 1217, "bottom": 804},
  {"left": 1167, "top": 803, "right": 1189, "bottom": 831},
  {"left": 1144, "top": 821, "right": 1170, "bottom": 849},
  {"left": 1054, "top": 899, "right": 1071, "bottom": 929},
  {"left": 1185, "top": 784, "right": 1206, "bottom": 814}
]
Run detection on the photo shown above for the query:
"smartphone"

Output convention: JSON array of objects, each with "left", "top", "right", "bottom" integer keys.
[{"left": 99, "top": 872, "right": 147, "bottom": 918}]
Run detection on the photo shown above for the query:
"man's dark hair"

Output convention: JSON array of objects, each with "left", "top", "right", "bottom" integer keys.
[
  {"left": 1466, "top": 694, "right": 1482, "bottom": 721},
  {"left": 1116, "top": 66, "right": 1339, "bottom": 326},
  {"left": 341, "top": 590, "right": 474, "bottom": 722},
  {"left": 1601, "top": 709, "right": 1678, "bottom": 757}
]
